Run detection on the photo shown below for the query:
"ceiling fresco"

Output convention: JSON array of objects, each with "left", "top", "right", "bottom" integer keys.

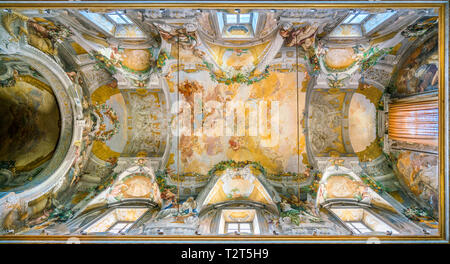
[{"left": 0, "top": 4, "right": 446, "bottom": 242}]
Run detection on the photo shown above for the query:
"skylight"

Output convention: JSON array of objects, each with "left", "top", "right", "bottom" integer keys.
[
  {"left": 341, "top": 12, "right": 369, "bottom": 25},
  {"left": 226, "top": 14, "right": 238, "bottom": 24},
  {"left": 240, "top": 14, "right": 251, "bottom": 23},
  {"left": 106, "top": 11, "right": 133, "bottom": 25},
  {"left": 329, "top": 11, "right": 397, "bottom": 38},
  {"left": 217, "top": 11, "right": 224, "bottom": 32},
  {"left": 216, "top": 11, "right": 259, "bottom": 39},
  {"left": 80, "top": 11, "right": 114, "bottom": 33},
  {"left": 363, "top": 11, "right": 396, "bottom": 33},
  {"left": 79, "top": 10, "right": 144, "bottom": 38}
]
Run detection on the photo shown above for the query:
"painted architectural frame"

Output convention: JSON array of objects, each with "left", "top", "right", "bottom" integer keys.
[{"left": 0, "top": 1, "right": 448, "bottom": 244}]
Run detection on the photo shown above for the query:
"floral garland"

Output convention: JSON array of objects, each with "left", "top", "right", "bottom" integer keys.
[
  {"left": 360, "top": 173, "right": 386, "bottom": 194},
  {"left": 158, "top": 160, "right": 312, "bottom": 191},
  {"left": 360, "top": 47, "right": 393, "bottom": 73},
  {"left": 91, "top": 51, "right": 118, "bottom": 74},
  {"left": 327, "top": 74, "right": 350, "bottom": 89},
  {"left": 93, "top": 103, "right": 120, "bottom": 142},
  {"left": 48, "top": 207, "right": 73, "bottom": 222},
  {"left": 403, "top": 206, "right": 433, "bottom": 221},
  {"left": 203, "top": 60, "right": 270, "bottom": 86},
  {"left": 155, "top": 169, "right": 176, "bottom": 193},
  {"left": 156, "top": 50, "right": 170, "bottom": 69},
  {"left": 299, "top": 170, "right": 321, "bottom": 198},
  {"left": 305, "top": 51, "right": 321, "bottom": 76},
  {"left": 206, "top": 160, "right": 267, "bottom": 177}
]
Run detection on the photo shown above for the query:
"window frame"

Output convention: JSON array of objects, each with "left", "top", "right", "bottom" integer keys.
[
  {"left": 329, "top": 11, "right": 397, "bottom": 38},
  {"left": 327, "top": 206, "right": 401, "bottom": 235},
  {"left": 106, "top": 221, "right": 135, "bottom": 234},
  {"left": 225, "top": 222, "right": 254, "bottom": 234},
  {"left": 80, "top": 206, "right": 150, "bottom": 234},
  {"left": 224, "top": 13, "right": 254, "bottom": 25},
  {"left": 105, "top": 10, "right": 134, "bottom": 25},
  {"left": 78, "top": 10, "right": 145, "bottom": 39},
  {"left": 345, "top": 221, "right": 373, "bottom": 234}
]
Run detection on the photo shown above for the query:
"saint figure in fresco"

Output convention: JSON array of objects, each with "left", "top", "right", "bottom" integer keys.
[{"left": 415, "top": 63, "right": 438, "bottom": 92}]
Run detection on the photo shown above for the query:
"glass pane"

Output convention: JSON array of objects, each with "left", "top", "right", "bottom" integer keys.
[
  {"left": 122, "top": 223, "right": 133, "bottom": 232},
  {"left": 109, "top": 222, "right": 128, "bottom": 233},
  {"left": 226, "top": 223, "right": 239, "bottom": 233},
  {"left": 226, "top": 14, "right": 237, "bottom": 24},
  {"left": 350, "top": 14, "right": 369, "bottom": 24},
  {"left": 351, "top": 222, "right": 371, "bottom": 233},
  {"left": 346, "top": 223, "right": 361, "bottom": 234},
  {"left": 108, "top": 14, "right": 127, "bottom": 24},
  {"left": 240, "top": 14, "right": 251, "bottom": 23},
  {"left": 251, "top": 12, "right": 259, "bottom": 31},
  {"left": 227, "top": 223, "right": 238, "bottom": 229},
  {"left": 364, "top": 12, "right": 396, "bottom": 32},
  {"left": 239, "top": 223, "right": 252, "bottom": 233},
  {"left": 329, "top": 24, "right": 362, "bottom": 37},
  {"left": 240, "top": 223, "right": 251, "bottom": 229},
  {"left": 80, "top": 11, "right": 114, "bottom": 33},
  {"left": 121, "top": 14, "right": 133, "bottom": 24},
  {"left": 217, "top": 12, "right": 224, "bottom": 31},
  {"left": 343, "top": 14, "right": 356, "bottom": 23}
]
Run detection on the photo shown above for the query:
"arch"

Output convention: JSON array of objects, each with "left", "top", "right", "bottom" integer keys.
[
  {"left": 196, "top": 165, "right": 280, "bottom": 214},
  {"left": 0, "top": 37, "right": 83, "bottom": 205},
  {"left": 316, "top": 165, "right": 395, "bottom": 212}
]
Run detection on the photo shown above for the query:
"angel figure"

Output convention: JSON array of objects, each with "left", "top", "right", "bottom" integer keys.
[
  {"left": 280, "top": 24, "right": 319, "bottom": 50},
  {"left": 180, "top": 197, "right": 197, "bottom": 216}
]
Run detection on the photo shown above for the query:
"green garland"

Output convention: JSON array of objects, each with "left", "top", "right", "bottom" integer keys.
[
  {"left": 156, "top": 50, "right": 171, "bottom": 69},
  {"left": 360, "top": 173, "right": 387, "bottom": 194},
  {"left": 403, "top": 206, "right": 433, "bottom": 221},
  {"left": 360, "top": 47, "right": 393, "bottom": 73},
  {"left": 203, "top": 60, "right": 271, "bottom": 86},
  {"left": 206, "top": 160, "right": 267, "bottom": 177},
  {"left": 156, "top": 160, "right": 313, "bottom": 193},
  {"left": 91, "top": 52, "right": 118, "bottom": 74},
  {"left": 155, "top": 169, "right": 176, "bottom": 193},
  {"left": 280, "top": 210, "right": 302, "bottom": 226}
]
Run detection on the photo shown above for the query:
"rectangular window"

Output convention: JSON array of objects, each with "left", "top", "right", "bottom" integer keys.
[
  {"left": 225, "top": 222, "right": 253, "bottom": 234},
  {"left": 107, "top": 222, "right": 134, "bottom": 234},
  {"left": 226, "top": 14, "right": 238, "bottom": 24},
  {"left": 350, "top": 14, "right": 369, "bottom": 24},
  {"left": 345, "top": 221, "right": 372, "bottom": 234},
  {"left": 107, "top": 11, "right": 133, "bottom": 25},
  {"left": 80, "top": 11, "right": 115, "bottom": 33},
  {"left": 239, "top": 14, "right": 251, "bottom": 23},
  {"left": 364, "top": 12, "right": 396, "bottom": 33}
]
